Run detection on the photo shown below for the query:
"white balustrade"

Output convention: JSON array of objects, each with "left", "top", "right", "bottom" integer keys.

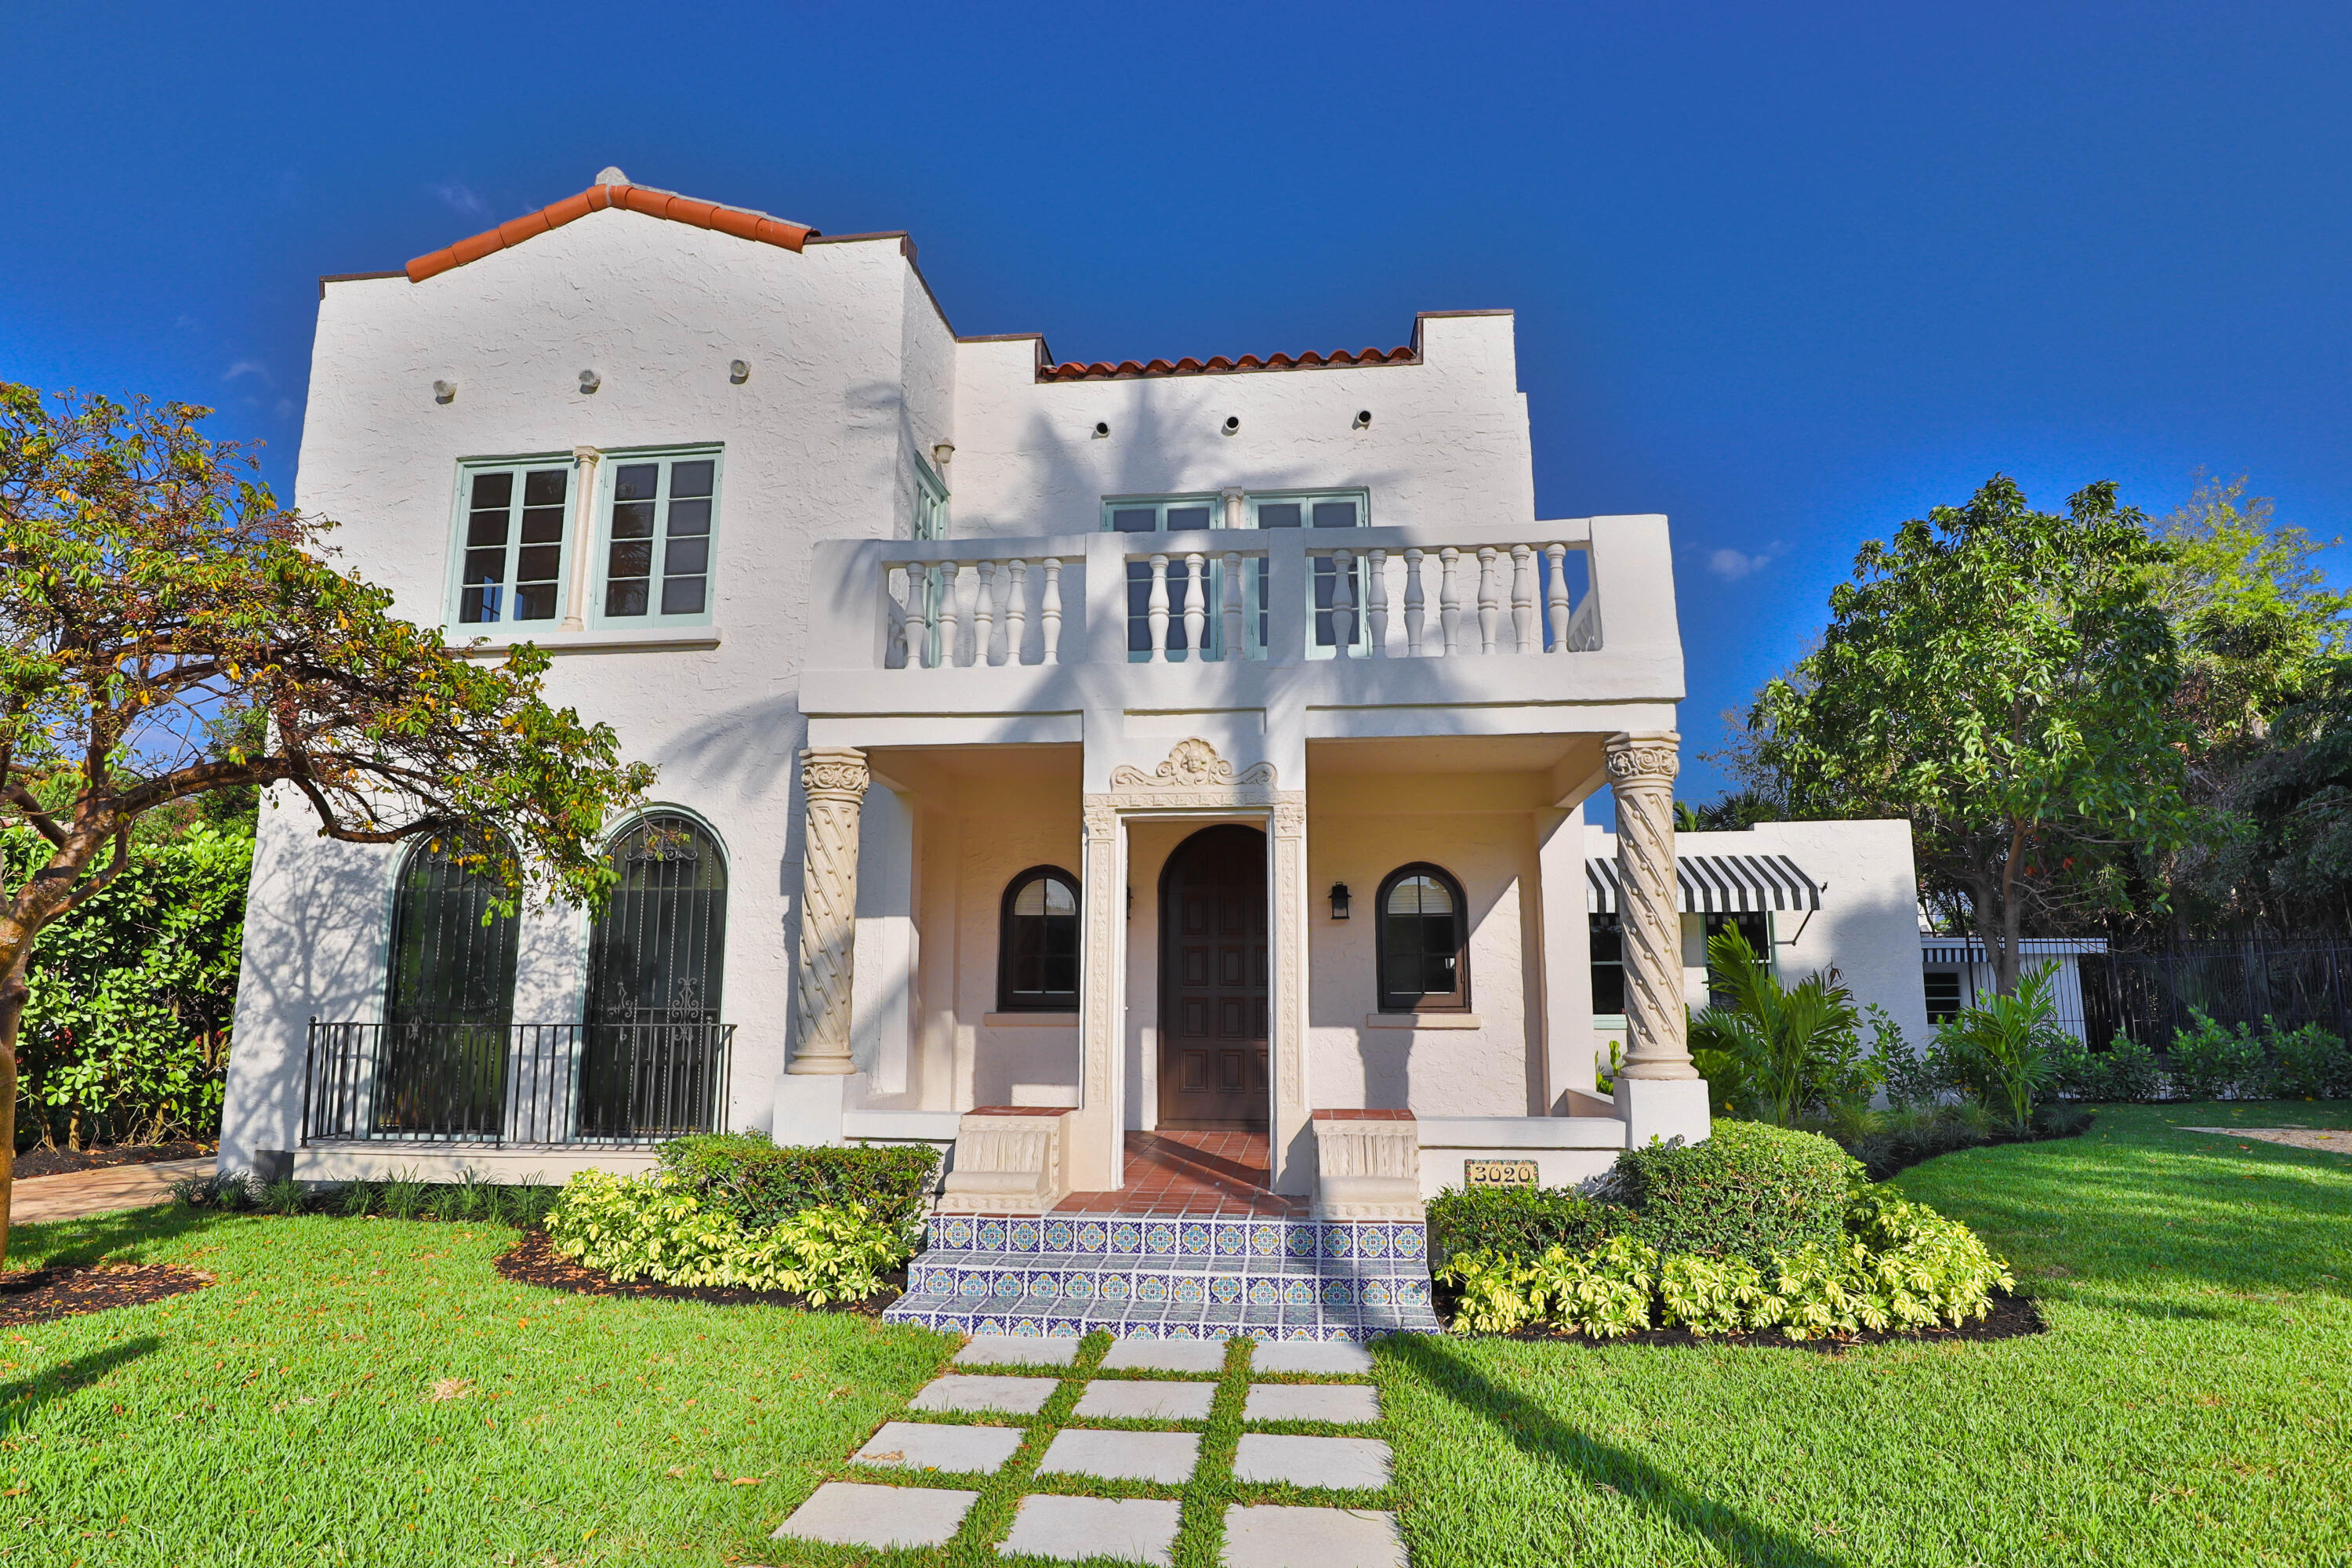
[
  {"left": 1403, "top": 547, "right": 1426, "bottom": 656},
  {"left": 1367, "top": 549, "right": 1389, "bottom": 656},
  {"left": 1511, "top": 544, "right": 1537, "bottom": 653},
  {"left": 1439, "top": 546, "right": 1463, "bottom": 655},
  {"left": 1221, "top": 551, "right": 1245, "bottom": 658},
  {"left": 1181, "top": 552, "right": 1207, "bottom": 660}
]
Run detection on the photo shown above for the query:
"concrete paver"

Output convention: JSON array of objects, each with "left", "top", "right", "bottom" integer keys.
[
  {"left": 851, "top": 1421, "right": 1025, "bottom": 1474},
  {"left": 1073, "top": 1378, "right": 1218, "bottom": 1421},
  {"left": 1036, "top": 1428, "right": 1203, "bottom": 1483},
  {"left": 1232, "top": 1434, "right": 1392, "bottom": 1490},
  {"left": 1100, "top": 1339, "right": 1229, "bottom": 1374},
  {"left": 1220, "top": 1504, "right": 1406, "bottom": 1568},
  {"left": 774, "top": 1481, "right": 977, "bottom": 1548},
  {"left": 1249, "top": 1341, "right": 1375, "bottom": 1376},
  {"left": 907, "top": 1375, "right": 1060, "bottom": 1415},
  {"left": 954, "top": 1334, "right": 1083, "bottom": 1367},
  {"left": 1243, "top": 1383, "right": 1381, "bottom": 1425},
  {"left": 997, "top": 1495, "right": 1182, "bottom": 1565}
]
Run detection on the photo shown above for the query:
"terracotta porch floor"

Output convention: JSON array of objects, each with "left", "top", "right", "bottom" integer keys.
[{"left": 1052, "top": 1129, "right": 1308, "bottom": 1218}]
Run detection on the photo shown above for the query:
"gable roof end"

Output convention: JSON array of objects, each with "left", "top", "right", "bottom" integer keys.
[{"left": 405, "top": 182, "right": 821, "bottom": 283}]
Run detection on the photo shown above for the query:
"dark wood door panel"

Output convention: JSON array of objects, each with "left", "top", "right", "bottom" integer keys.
[{"left": 1159, "top": 824, "right": 1269, "bottom": 1129}]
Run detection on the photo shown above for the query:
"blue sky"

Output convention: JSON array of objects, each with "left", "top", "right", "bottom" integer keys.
[{"left": 5, "top": 1, "right": 2349, "bottom": 802}]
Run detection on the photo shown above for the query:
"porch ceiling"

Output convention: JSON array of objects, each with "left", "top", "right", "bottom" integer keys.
[{"left": 1306, "top": 733, "right": 1599, "bottom": 777}]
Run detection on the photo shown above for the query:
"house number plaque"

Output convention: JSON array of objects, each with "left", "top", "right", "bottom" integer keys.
[{"left": 1463, "top": 1159, "right": 1539, "bottom": 1188}]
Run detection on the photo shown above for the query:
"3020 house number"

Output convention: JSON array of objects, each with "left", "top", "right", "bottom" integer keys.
[{"left": 1463, "top": 1159, "right": 1539, "bottom": 1188}]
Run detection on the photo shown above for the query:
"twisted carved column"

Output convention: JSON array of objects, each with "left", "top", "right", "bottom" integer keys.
[
  {"left": 788, "top": 747, "right": 869, "bottom": 1075},
  {"left": 1608, "top": 731, "right": 1695, "bottom": 1080}
]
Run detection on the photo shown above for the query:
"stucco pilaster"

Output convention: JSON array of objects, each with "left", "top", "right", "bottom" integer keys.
[
  {"left": 1069, "top": 803, "right": 1126, "bottom": 1189},
  {"left": 788, "top": 747, "right": 869, "bottom": 1075},
  {"left": 1268, "top": 793, "right": 1313, "bottom": 1192},
  {"left": 1607, "top": 731, "right": 1695, "bottom": 1081}
]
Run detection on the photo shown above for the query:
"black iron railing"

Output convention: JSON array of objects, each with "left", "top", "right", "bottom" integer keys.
[
  {"left": 2073, "top": 939, "right": 2352, "bottom": 1050},
  {"left": 302, "top": 1020, "right": 735, "bottom": 1145}
]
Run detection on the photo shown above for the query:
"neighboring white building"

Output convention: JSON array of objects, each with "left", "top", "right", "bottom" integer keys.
[
  {"left": 217, "top": 169, "right": 1904, "bottom": 1226},
  {"left": 1919, "top": 935, "right": 2110, "bottom": 1041}
]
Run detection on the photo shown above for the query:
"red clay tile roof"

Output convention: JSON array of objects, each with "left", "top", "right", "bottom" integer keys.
[
  {"left": 405, "top": 182, "right": 818, "bottom": 284},
  {"left": 1037, "top": 345, "right": 1417, "bottom": 382}
]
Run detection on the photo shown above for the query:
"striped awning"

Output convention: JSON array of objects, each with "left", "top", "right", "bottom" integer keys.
[{"left": 1586, "top": 853, "right": 1822, "bottom": 915}]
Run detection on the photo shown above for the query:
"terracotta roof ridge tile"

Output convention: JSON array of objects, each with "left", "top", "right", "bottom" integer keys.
[
  {"left": 1036, "top": 344, "right": 1417, "bottom": 382},
  {"left": 405, "top": 182, "right": 820, "bottom": 284}
]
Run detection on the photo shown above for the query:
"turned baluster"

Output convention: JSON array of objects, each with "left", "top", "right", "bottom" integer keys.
[
  {"left": 1005, "top": 558, "right": 1030, "bottom": 665},
  {"left": 884, "top": 566, "right": 910, "bottom": 669},
  {"left": 1367, "top": 549, "right": 1389, "bottom": 656},
  {"left": 1544, "top": 543, "right": 1570, "bottom": 653},
  {"left": 1181, "top": 552, "right": 1207, "bottom": 660},
  {"left": 1147, "top": 553, "right": 1171, "bottom": 662},
  {"left": 1040, "top": 558, "right": 1063, "bottom": 665},
  {"left": 1476, "top": 546, "right": 1501, "bottom": 654},
  {"left": 1329, "top": 549, "right": 1356, "bottom": 654},
  {"left": 973, "top": 560, "right": 999, "bottom": 666},
  {"left": 935, "top": 561, "right": 961, "bottom": 668},
  {"left": 1511, "top": 545, "right": 1537, "bottom": 653},
  {"left": 1221, "top": 551, "right": 1245, "bottom": 660},
  {"left": 1403, "top": 548, "right": 1427, "bottom": 656},
  {"left": 1439, "top": 546, "right": 1462, "bottom": 655}
]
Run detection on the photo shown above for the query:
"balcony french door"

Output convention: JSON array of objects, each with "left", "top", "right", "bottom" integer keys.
[
  {"left": 583, "top": 814, "right": 730, "bottom": 1138},
  {"left": 379, "top": 837, "right": 517, "bottom": 1137}
]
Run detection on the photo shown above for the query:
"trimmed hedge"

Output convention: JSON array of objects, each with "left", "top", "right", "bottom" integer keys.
[
  {"left": 1427, "top": 1184, "right": 1628, "bottom": 1266},
  {"left": 655, "top": 1133, "right": 938, "bottom": 1230},
  {"left": 1611, "top": 1120, "right": 1860, "bottom": 1265}
]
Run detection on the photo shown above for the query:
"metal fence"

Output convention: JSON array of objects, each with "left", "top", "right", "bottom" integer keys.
[
  {"left": 302, "top": 1020, "right": 735, "bottom": 1145},
  {"left": 2074, "top": 940, "right": 2352, "bottom": 1048}
]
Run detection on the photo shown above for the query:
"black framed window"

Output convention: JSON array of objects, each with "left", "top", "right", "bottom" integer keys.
[
  {"left": 583, "top": 814, "right": 729, "bottom": 1138},
  {"left": 998, "top": 866, "right": 1080, "bottom": 1011},
  {"left": 1704, "top": 911, "right": 1769, "bottom": 1008},
  {"left": 1925, "top": 969, "right": 1963, "bottom": 1023},
  {"left": 381, "top": 835, "right": 518, "bottom": 1135},
  {"left": 1376, "top": 863, "right": 1469, "bottom": 1012},
  {"left": 1589, "top": 913, "right": 1624, "bottom": 1016}
]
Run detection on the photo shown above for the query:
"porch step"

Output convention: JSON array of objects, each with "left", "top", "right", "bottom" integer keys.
[{"left": 881, "top": 1214, "right": 1441, "bottom": 1341}]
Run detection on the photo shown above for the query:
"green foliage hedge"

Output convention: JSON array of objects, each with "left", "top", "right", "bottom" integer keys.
[
  {"left": 545, "top": 1170, "right": 913, "bottom": 1302},
  {"left": 4, "top": 823, "right": 250, "bottom": 1148},
  {"left": 1425, "top": 1184, "right": 1627, "bottom": 1265},
  {"left": 1611, "top": 1121, "right": 1861, "bottom": 1265},
  {"left": 1436, "top": 1185, "right": 2014, "bottom": 1339},
  {"left": 2046, "top": 1014, "right": 2352, "bottom": 1102},
  {"left": 172, "top": 1169, "right": 564, "bottom": 1227},
  {"left": 655, "top": 1133, "right": 938, "bottom": 1229}
]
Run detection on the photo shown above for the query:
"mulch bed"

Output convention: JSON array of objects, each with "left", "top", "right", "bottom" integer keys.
[
  {"left": 1471, "top": 1290, "right": 2045, "bottom": 1353},
  {"left": 13, "top": 1142, "right": 215, "bottom": 1180},
  {"left": 493, "top": 1229, "right": 906, "bottom": 1316},
  {"left": 0, "top": 1263, "right": 214, "bottom": 1327}
]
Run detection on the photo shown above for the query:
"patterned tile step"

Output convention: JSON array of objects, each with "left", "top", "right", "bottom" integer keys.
[
  {"left": 881, "top": 1301, "right": 1435, "bottom": 1341},
  {"left": 902, "top": 1263, "right": 1433, "bottom": 1312},
  {"left": 911, "top": 1250, "right": 1425, "bottom": 1282},
  {"left": 924, "top": 1214, "right": 1428, "bottom": 1264}
]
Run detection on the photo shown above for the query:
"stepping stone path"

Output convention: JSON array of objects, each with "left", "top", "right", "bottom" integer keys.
[{"left": 774, "top": 1331, "right": 1408, "bottom": 1566}]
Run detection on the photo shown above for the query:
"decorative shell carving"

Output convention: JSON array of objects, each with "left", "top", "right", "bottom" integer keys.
[{"left": 1109, "top": 737, "right": 1276, "bottom": 791}]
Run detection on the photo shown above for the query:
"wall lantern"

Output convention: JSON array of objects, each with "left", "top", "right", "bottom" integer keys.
[
  {"left": 1329, "top": 883, "right": 1352, "bottom": 920},
  {"left": 932, "top": 441, "right": 955, "bottom": 467}
]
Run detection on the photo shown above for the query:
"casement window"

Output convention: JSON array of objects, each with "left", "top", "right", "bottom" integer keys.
[
  {"left": 1100, "top": 489, "right": 1370, "bottom": 659},
  {"left": 599, "top": 452, "right": 720, "bottom": 625},
  {"left": 1248, "top": 492, "right": 1368, "bottom": 656},
  {"left": 1104, "top": 495, "right": 1219, "bottom": 534},
  {"left": 913, "top": 457, "right": 949, "bottom": 541},
  {"left": 1376, "top": 862, "right": 1469, "bottom": 1013},
  {"left": 448, "top": 447, "right": 723, "bottom": 633},
  {"left": 456, "top": 463, "right": 572, "bottom": 626},
  {"left": 998, "top": 866, "right": 1081, "bottom": 1011}
]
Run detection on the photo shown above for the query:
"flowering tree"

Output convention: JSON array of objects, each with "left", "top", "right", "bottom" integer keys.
[{"left": 0, "top": 384, "right": 655, "bottom": 1261}]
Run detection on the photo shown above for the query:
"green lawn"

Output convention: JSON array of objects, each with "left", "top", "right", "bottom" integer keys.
[
  {"left": 1, "top": 1103, "right": 2346, "bottom": 1566},
  {"left": 1377, "top": 1102, "right": 2352, "bottom": 1567}
]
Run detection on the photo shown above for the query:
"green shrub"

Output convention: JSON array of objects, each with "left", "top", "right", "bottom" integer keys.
[
  {"left": 260, "top": 1177, "right": 307, "bottom": 1216},
  {"left": 2102, "top": 1037, "right": 2165, "bottom": 1100},
  {"left": 169, "top": 1168, "right": 256, "bottom": 1210},
  {"left": 655, "top": 1134, "right": 938, "bottom": 1230},
  {"left": 1940, "top": 964, "right": 2067, "bottom": 1134},
  {"left": 2272, "top": 1022, "right": 2351, "bottom": 1098},
  {"left": 1609, "top": 1121, "right": 1860, "bottom": 1265},
  {"left": 1867, "top": 1006, "right": 1948, "bottom": 1109},
  {"left": 1436, "top": 1185, "right": 2014, "bottom": 1340},
  {"left": 1687, "top": 924, "right": 1877, "bottom": 1124},
  {"left": 545, "top": 1170, "right": 913, "bottom": 1301},
  {"left": 1426, "top": 1184, "right": 1626, "bottom": 1266},
  {"left": 2167, "top": 1013, "right": 2272, "bottom": 1100}
]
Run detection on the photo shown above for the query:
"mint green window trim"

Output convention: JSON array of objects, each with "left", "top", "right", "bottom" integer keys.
[
  {"left": 1246, "top": 489, "right": 1373, "bottom": 659},
  {"left": 913, "top": 456, "right": 950, "bottom": 540},
  {"left": 587, "top": 445, "right": 725, "bottom": 631},
  {"left": 443, "top": 454, "right": 576, "bottom": 633},
  {"left": 1100, "top": 494, "right": 1221, "bottom": 534}
]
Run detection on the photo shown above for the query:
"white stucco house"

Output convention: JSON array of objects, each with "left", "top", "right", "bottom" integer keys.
[{"left": 215, "top": 170, "right": 1926, "bottom": 1336}]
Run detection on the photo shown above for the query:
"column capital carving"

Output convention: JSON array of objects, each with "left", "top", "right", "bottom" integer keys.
[
  {"left": 1605, "top": 731, "right": 1680, "bottom": 787},
  {"left": 800, "top": 747, "right": 870, "bottom": 803}
]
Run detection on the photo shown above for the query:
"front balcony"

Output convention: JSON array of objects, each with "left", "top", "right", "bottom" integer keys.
[
  {"left": 301, "top": 1020, "right": 735, "bottom": 1150},
  {"left": 799, "top": 515, "right": 1680, "bottom": 730}
]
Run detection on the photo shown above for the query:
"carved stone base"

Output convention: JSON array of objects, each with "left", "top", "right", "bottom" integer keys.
[
  {"left": 936, "top": 1108, "right": 1076, "bottom": 1214},
  {"left": 1309, "top": 1112, "right": 1424, "bottom": 1220}
]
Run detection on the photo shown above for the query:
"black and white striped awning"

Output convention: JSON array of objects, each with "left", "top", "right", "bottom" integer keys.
[{"left": 1586, "top": 853, "right": 1822, "bottom": 915}]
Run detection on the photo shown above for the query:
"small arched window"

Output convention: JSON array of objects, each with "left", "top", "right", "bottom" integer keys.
[
  {"left": 1377, "top": 863, "right": 1469, "bottom": 1013},
  {"left": 998, "top": 866, "right": 1081, "bottom": 1011}
]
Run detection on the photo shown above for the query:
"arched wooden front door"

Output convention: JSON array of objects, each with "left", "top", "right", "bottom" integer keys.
[{"left": 1158, "top": 824, "right": 1269, "bottom": 1128}]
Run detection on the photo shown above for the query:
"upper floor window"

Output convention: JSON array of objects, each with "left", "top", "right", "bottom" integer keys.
[
  {"left": 457, "top": 464, "right": 571, "bottom": 625},
  {"left": 1105, "top": 495, "right": 1218, "bottom": 533},
  {"left": 913, "top": 457, "right": 949, "bottom": 541},
  {"left": 601, "top": 451, "right": 720, "bottom": 624},
  {"left": 1377, "top": 862, "right": 1468, "bottom": 1012},
  {"left": 448, "top": 447, "right": 722, "bottom": 633},
  {"left": 998, "top": 866, "right": 1081, "bottom": 1011}
]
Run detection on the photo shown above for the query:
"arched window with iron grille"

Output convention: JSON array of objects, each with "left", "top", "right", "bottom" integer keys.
[
  {"left": 379, "top": 834, "right": 517, "bottom": 1135},
  {"left": 583, "top": 811, "right": 729, "bottom": 1137},
  {"left": 997, "top": 866, "right": 1080, "bottom": 1011},
  {"left": 1376, "top": 862, "right": 1470, "bottom": 1013}
]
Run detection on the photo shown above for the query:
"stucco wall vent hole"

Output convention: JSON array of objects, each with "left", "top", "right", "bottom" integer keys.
[
  {"left": 729, "top": 359, "right": 751, "bottom": 384},
  {"left": 579, "top": 368, "right": 601, "bottom": 394},
  {"left": 431, "top": 379, "right": 456, "bottom": 405}
]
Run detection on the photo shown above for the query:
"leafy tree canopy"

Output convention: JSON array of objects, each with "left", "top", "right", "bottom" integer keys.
[
  {"left": 1746, "top": 476, "right": 2196, "bottom": 991},
  {"left": 0, "top": 384, "right": 655, "bottom": 1258}
]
